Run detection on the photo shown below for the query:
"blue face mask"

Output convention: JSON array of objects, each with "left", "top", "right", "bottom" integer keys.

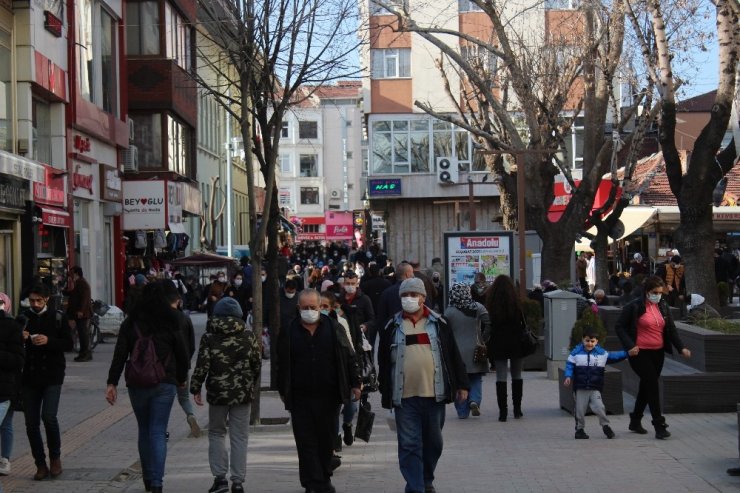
[
  {"left": 648, "top": 293, "right": 662, "bottom": 304},
  {"left": 320, "top": 309, "right": 331, "bottom": 316}
]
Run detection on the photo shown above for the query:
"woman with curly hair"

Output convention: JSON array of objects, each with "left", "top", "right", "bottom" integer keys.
[{"left": 485, "top": 275, "right": 526, "bottom": 422}]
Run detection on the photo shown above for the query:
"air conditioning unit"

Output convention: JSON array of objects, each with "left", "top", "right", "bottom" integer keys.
[
  {"left": 121, "top": 145, "right": 139, "bottom": 172},
  {"left": 127, "top": 117, "right": 135, "bottom": 143},
  {"left": 329, "top": 189, "right": 342, "bottom": 200},
  {"left": 436, "top": 157, "right": 458, "bottom": 184}
]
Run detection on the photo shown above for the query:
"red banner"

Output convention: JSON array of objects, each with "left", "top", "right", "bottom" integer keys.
[{"left": 324, "top": 211, "right": 353, "bottom": 240}]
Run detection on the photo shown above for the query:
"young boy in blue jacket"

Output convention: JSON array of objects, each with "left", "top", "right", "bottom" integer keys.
[{"left": 564, "top": 326, "right": 629, "bottom": 439}]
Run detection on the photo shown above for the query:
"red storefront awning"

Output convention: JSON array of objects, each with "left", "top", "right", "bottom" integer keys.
[
  {"left": 39, "top": 206, "right": 70, "bottom": 228},
  {"left": 297, "top": 233, "right": 326, "bottom": 241},
  {"left": 300, "top": 216, "right": 325, "bottom": 225}
]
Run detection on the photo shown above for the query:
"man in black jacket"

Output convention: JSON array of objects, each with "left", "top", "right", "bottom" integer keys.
[
  {"left": 276, "top": 289, "right": 360, "bottom": 493},
  {"left": 20, "top": 284, "right": 73, "bottom": 481},
  {"left": 378, "top": 278, "right": 469, "bottom": 493}
]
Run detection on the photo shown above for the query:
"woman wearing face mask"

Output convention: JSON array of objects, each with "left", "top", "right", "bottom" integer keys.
[
  {"left": 226, "top": 274, "right": 251, "bottom": 320},
  {"left": 615, "top": 276, "right": 691, "bottom": 439},
  {"left": 206, "top": 272, "right": 229, "bottom": 318}
]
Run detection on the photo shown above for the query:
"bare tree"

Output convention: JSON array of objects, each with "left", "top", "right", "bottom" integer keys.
[
  {"left": 626, "top": 0, "right": 739, "bottom": 307},
  {"left": 374, "top": 0, "right": 637, "bottom": 283},
  {"left": 194, "top": 0, "right": 362, "bottom": 419}
]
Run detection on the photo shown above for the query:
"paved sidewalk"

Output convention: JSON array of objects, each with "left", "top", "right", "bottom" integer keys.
[{"left": 1, "top": 311, "right": 739, "bottom": 493}]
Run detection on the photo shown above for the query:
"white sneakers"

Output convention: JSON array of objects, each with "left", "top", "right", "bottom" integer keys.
[{"left": 0, "top": 456, "right": 10, "bottom": 475}]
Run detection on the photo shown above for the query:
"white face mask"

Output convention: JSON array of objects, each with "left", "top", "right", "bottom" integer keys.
[
  {"left": 234, "top": 280, "right": 243, "bottom": 287},
  {"left": 261, "top": 275, "right": 267, "bottom": 282},
  {"left": 218, "top": 277, "right": 226, "bottom": 283},
  {"left": 647, "top": 293, "right": 662, "bottom": 304},
  {"left": 344, "top": 285, "right": 357, "bottom": 294},
  {"left": 285, "top": 291, "right": 296, "bottom": 299},
  {"left": 401, "top": 297, "right": 421, "bottom": 313},
  {"left": 300, "top": 309, "right": 320, "bottom": 324}
]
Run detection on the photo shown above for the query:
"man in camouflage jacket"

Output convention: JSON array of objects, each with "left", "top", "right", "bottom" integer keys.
[{"left": 190, "top": 297, "right": 261, "bottom": 493}]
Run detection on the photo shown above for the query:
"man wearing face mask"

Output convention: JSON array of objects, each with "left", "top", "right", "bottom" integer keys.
[
  {"left": 340, "top": 271, "right": 374, "bottom": 357},
  {"left": 206, "top": 272, "right": 229, "bottom": 318},
  {"left": 277, "top": 289, "right": 360, "bottom": 493},
  {"left": 20, "top": 284, "right": 73, "bottom": 480},
  {"left": 378, "top": 278, "right": 469, "bottom": 493}
]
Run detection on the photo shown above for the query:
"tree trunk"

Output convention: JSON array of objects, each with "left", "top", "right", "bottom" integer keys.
[
  {"left": 675, "top": 205, "right": 718, "bottom": 307},
  {"left": 266, "top": 188, "right": 281, "bottom": 390},
  {"left": 592, "top": 231, "right": 610, "bottom": 294},
  {"left": 539, "top": 230, "right": 574, "bottom": 286}
]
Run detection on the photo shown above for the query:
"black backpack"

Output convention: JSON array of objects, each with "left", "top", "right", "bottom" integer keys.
[{"left": 124, "top": 324, "right": 166, "bottom": 388}]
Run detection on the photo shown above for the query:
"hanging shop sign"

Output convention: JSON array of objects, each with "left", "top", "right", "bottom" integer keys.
[
  {"left": 99, "top": 164, "right": 122, "bottom": 202},
  {"left": 122, "top": 180, "right": 166, "bottom": 230},
  {"left": 368, "top": 178, "right": 402, "bottom": 197},
  {"left": 324, "top": 211, "right": 353, "bottom": 240},
  {"left": 181, "top": 181, "right": 202, "bottom": 216},
  {"left": 0, "top": 175, "right": 29, "bottom": 212},
  {"left": 33, "top": 163, "right": 66, "bottom": 207}
]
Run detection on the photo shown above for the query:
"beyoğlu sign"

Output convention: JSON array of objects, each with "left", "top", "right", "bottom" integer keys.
[{"left": 122, "top": 181, "right": 166, "bottom": 230}]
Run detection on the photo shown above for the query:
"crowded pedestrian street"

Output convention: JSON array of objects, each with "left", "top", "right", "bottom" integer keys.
[{"left": 0, "top": 312, "right": 738, "bottom": 493}]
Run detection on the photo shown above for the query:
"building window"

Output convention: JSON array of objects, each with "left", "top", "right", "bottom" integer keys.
[
  {"left": 371, "top": 49, "right": 411, "bottom": 79},
  {"left": 126, "top": 1, "right": 160, "bottom": 55},
  {"left": 298, "top": 121, "right": 318, "bottom": 139},
  {"left": 32, "top": 100, "right": 52, "bottom": 165},
  {"left": 371, "top": 118, "right": 482, "bottom": 174},
  {"left": 78, "top": 0, "right": 95, "bottom": 103},
  {"left": 0, "top": 30, "right": 12, "bottom": 152},
  {"left": 167, "top": 115, "right": 191, "bottom": 175},
  {"left": 458, "top": 0, "right": 484, "bottom": 11},
  {"left": 460, "top": 45, "right": 498, "bottom": 82},
  {"left": 131, "top": 113, "right": 162, "bottom": 169},
  {"left": 560, "top": 116, "right": 584, "bottom": 169},
  {"left": 302, "top": 224, "right": 319, "bottom": 233},
  {"left": 545, "top": 0, "right": 579, "bottom": 8},
  {"left": 165, "top": 3, "right": 191, "bottom": 70},
  {"left": 369, "top": 0, "right": 407, "bottom": 15},
  {"left": 300, "top": 187, "right": 319, "bottom": 205},
  {"left": 279, "top": 188, "right": 292, "bottom": 208},
  {"left": 100, "top": 9, "right": 117, "bottom": 114},
  {"left": 299, "top": 154, "right": 318, "bottom": 177},
  {"left": 280, "top": 154, "right": 292, "bottom": 174},
  {"left": 76, "top": 0, "right": 119, "bottom": 114},
  {"left": 281, "top": 121, "right": 289, "bottom": 138}
]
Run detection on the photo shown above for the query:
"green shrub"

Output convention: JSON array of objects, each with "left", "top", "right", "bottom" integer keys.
[
  {"left": 717, "top": 282, "right": 730, "bottom": 307},
  {"left": 692, "top": 315, "right": 740, "bottom": 334},
  {"left": 521, "top": 297, "right": 543, "bottom": 336},
  {"left": 570, "top": 307, "right": 607, "bottom": 349}
]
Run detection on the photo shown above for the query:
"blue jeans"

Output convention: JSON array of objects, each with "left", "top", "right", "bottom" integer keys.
[
  {"left": 128, "top": 383, "right": 177, "bottom": 488},
  {"left": 23, "top": 385, "right": 62, "bottom": 466},
  {"left": 176, "top": 378, "right": 194, "bottom": 416},
  {"left": 394, "top": 397, "right": 446, "bottom": 493},
  {"left": 454, "top": 373, "right": 483, "bottom": 418},
  {"left": 1, "top": 406, "right": 12, "bottom": 458}
]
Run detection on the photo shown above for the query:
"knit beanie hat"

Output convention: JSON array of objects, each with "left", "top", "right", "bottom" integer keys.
[
  {"left": 399, "top": 277, "right": 426, "bottom": 297},
  {"left": 213, "top": 297, "right": 243, "bottom": 318}
]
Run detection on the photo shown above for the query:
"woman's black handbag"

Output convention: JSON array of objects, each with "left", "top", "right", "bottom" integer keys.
[
  {"left": 519, "top": 314, "right": 539, "bottom": 357},
  {"left": 472, "top": 318, "right": 488, "bottom": 364},
  {"left": 354, "top": 401, "right": 375, "bottom": 443}
]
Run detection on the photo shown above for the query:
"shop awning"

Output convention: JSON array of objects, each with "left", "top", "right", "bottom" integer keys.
[
  {"left": 297, "top": 233, "right": 326, "bottom": 241},
  {"left": 38, "top": 206, "right": 71, "bottom": 228},
  {"left": 656, "top": 206, "right": 740, "bottom": 223},
  {"left": 575, "top": 206, "right": 657, "bottom": 251},
  {"left": 169, "top": 252, "right": 238, "bottom": 267},
  {"left": 0, "top": 150, "right": 45, "bottom": 182}
]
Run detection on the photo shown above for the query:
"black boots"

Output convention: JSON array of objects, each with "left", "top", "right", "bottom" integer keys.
[
  {"left": 512, "top": 379, "right": 523, "bottom": 419},
  {"left": 652, "top": 417, "right": 671, "bottom": 439},
  {"left": 628, "top": 412, "right": 648, "bottom": 434},
  {"left": 495, "top": 381, "right": 508, "bottom": 422}
]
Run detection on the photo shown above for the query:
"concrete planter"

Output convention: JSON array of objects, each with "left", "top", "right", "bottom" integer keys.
[{"left": 671, "top": 322, "right": 740, "bottom": 372}]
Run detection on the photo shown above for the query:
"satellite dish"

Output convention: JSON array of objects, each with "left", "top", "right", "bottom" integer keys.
[{"left": 608, "top": 219, "right": 625, "bottom": 240}]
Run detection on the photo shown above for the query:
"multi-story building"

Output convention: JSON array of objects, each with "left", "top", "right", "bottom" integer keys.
[
  {"left": 277, "top": 81, "right": 365, "bottom": 243},
  {"left": 119, "top": 0, "right": 202, "bottom": 305},
  {"left": 2, "top": 0, "right": 69, "bottom": 306},
  {"left": 360, "top": 1, "right": 603, "bottom": 264}
]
